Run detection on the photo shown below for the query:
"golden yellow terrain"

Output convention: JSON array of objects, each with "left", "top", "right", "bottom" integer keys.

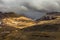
[
  {"left": 2, "top": 13, "right": 36, "bottom": 29},
  {"left": 2, "top": 13, "right": 60, "bottom": 29},
  {"left": 38, "top": 16, "right": 60, "bottom": 25},
  {"left": 0, "top": 13, "right": 60, "bottom": 40}
]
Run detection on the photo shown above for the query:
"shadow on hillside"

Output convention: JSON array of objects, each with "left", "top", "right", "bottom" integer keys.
[
  {"left": 0, "top": 12, "right": 23, "bottom": 19},
  {"left": 0, "top": 24, "right": 57, "bottom": 40},
  {"left": 22, "top": 24, "right": 60, "bottom": 32}
]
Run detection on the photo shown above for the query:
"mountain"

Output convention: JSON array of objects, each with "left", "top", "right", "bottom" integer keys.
[
  {"left": 0, "top": 12, "right": 60, "bottom": 40},
  {"left": 0, "top": 12, "right": 36, "bottom": 29}
]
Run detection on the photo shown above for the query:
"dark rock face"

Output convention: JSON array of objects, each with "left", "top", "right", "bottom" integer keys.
[
  {"left": 36, "top": 12, "right": 60, "bottom": 21},
  {"left": 36, "top": 16, "right": 56, "bottom": 21},
  {"left": 47, "top": 12, "right": 60, "bottom": 15}
]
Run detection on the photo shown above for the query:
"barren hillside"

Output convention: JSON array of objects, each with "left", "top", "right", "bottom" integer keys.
[{"left": 0, "top": 12, "right": 60, "bottom": 40}]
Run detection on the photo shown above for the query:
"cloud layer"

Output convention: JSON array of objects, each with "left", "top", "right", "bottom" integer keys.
[{"left": 0, "top": 0, "right": 60, "bottom": 20}]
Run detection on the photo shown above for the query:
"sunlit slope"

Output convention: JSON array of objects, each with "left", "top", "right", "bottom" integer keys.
[
  {"left": 2, "top": 13, "right": 36, "bottom": 29},
  {"left": 38, "top": 16, "right": 60, "bottom": 25},
  {"left": 2, "top": 13, "right": 60, "bottom": 29},
  {"left": 0, "top": 13, "right": 60, "bottom": 40}
]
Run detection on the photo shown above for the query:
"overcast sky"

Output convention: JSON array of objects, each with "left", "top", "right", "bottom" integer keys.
[{"left": 0, "top": 0, "right": 60, "bottom": 20}]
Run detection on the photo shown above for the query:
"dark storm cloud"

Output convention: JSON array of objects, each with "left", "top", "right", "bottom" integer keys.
[
  {"left": 1, "top": 0, "right": 60, "bottom": 12},
  {"left": 0, "top": 0, "right": 60, "bottom": 20},
  {"left": 0, "top": 0, "right": 3, "bottom": 4}
]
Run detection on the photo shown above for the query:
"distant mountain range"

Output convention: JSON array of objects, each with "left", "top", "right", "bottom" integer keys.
[{"left": 47, "top": 12, "right": 60, "bottom": 15}]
